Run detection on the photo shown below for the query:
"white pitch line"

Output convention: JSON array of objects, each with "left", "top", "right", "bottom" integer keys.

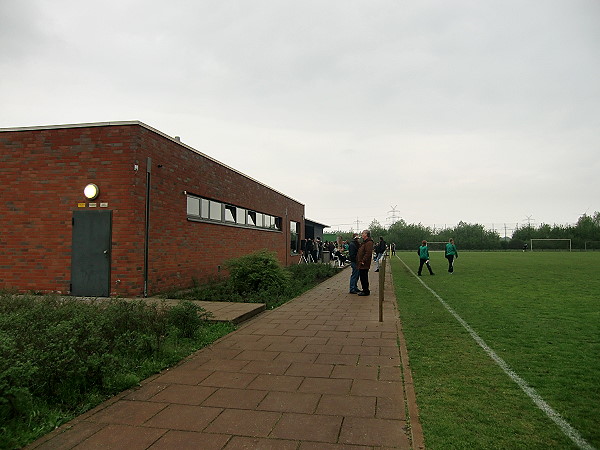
[{"left": 396, "top": 256, "right": 594, "bottom": 450}]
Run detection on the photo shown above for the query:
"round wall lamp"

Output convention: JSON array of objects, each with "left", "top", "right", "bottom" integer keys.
[{"left": 84, "top": 183, "right": 100, "bottom": 200}]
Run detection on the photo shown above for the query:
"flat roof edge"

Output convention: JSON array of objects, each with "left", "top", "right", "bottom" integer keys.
[
  {"left": 0, "top": 120, "right": 146, "bottom": 133},
  {"left": 306, "top": 219, "right": 330, "bottom": 228},
  {"left": 0, "top": 120, "right": 305, "bottom": 207}
]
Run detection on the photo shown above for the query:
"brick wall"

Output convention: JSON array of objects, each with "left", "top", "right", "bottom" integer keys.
[{"left": 0, "top": 122, "right": 304, "bottom": 297}]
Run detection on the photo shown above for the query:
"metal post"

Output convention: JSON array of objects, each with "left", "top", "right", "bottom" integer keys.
[
  {"left": 144, "top": 157, "right": 151, "bottom": 297},
  {"left": 379, "top": 255, "right": 386, "bottom": 322}
]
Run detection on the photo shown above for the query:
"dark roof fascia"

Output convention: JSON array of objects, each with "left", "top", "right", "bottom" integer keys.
[{"left": 305, "top": 218, "right": 330, "bottom": 228}]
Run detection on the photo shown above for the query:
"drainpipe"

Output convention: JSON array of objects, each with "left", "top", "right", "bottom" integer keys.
[
  {"left": 285, "top": 208, "right": 288, "bottom": 266},
  {"left": 144, "top": 157, "right": 151, "bottom": 297}
]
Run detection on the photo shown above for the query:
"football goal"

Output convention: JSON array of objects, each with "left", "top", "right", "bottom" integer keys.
[
  {"left": 584, "top": 241, "right": 600, "bottom": 251},
  {"left": 426, "top": 241, "right": 448, "bottom": 252},
  {"left": 530, "top": 239, "right": 571, "bottom": 251}
]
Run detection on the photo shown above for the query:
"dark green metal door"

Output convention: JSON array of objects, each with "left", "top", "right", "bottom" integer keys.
[{"left": 71, "top": 210, "right": 112, "bottom": 296}]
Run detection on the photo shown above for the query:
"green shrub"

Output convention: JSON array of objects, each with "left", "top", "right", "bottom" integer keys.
[
  {"left": 170, "top": 277, "right": 240, "bottom": 302},
  {"left": 173, "top": 254, "right": 338, "bottom": 309},
  {"left": 167, "top": 301, "right": 210, "bottom": 338},
  {"left": 0, "top": 293, "right": 231, "bottom": 449},
  {"left": 225, "top": 249, "right": 290, "bottom": 295},
  {"left": 286, "top": 263, "right": 337, "bottom": 286}
]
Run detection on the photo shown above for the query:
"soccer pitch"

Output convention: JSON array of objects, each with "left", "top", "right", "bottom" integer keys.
[{"left": 390, "top": 252, "right": 600, "bottom": 449}]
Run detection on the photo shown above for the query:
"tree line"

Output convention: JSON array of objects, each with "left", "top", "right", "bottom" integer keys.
[{"left": 325, "top": 212, "right": 600, "bottom": 251}]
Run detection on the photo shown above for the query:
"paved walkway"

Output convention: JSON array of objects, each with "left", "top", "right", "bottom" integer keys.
[{"left": 29, "top": 265, "right": 424, "bottom": 449}]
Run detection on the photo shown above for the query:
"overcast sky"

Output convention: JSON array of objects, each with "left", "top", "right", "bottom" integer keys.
[{"left": 1, "top": 0, "right": 599, "bottom": 232}]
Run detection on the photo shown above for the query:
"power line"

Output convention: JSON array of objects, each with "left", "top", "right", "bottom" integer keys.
[
  {"left": 387, "top": 205, "right": 400, "bottom": 225},
  {"left": 523, "top": 215, "right": 535, "bottom": 227}
]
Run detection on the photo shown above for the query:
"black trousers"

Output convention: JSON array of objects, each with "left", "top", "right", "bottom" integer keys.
[
  {"left": 359, "top": 269, "right": 370, "bottom": 294},
  {"left": 446, "top": 255, "right": 455, "bottom": 272},
  {"left": 418, "top": 259, "right": 433, "bottom": 275}
]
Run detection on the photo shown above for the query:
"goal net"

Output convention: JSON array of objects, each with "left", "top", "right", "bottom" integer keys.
[
  {"left": 584, "top": 241, "right": 600, "bottom": 251},
  {"left": 426, "top": 241, "right": 448, "bottom": 252},
  {"left": 530, "top": 239, "right": 571, "bottom": 251}
]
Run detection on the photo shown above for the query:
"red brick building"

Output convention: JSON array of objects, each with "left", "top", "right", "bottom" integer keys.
[{"left": 0, "top": 121, "right": 306, "bottom": 297}]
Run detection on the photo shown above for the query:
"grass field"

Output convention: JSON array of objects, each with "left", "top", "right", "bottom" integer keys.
[{"left": 390, "top": 251, "right": 599, "bottom": 449}]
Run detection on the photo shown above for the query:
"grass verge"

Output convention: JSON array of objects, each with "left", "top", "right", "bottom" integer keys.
[{"left": 391, "top": 251, "right": 599, "bottom": 449}]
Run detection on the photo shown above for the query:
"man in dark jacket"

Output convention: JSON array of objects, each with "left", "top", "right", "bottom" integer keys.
[
  {"left": 357, "top": 230, "right": 374, "bottom": 296},
  {"left": 304, "top": 238, "right": 314, "bottom": 262},
  {"left": 348, "top": 233, "right": 361, "bottom": 294}
]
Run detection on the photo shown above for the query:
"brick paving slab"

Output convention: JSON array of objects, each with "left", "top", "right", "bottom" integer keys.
[
  {"left": 339, "top": 417, "right": 411, "bottom": 447},
  {"left": 72, "top": 424, "right": 167, "bottom": 449},
  {"left": 150, "top": 431, "right": 231, "bottom": 449},
  {"left": 143, "top": 404, "right": 222, "bottom": 432},
  {"left": 239, "top": 360, "right": 292, "bottom": 375},
  {"left": 224, "top": 436, "right": 299, "bottom": 450},
  {"left": 202, "top": 387, "right": 268, "bottom": 409},
  {"left": 247, "top": 374, "right": 304, "bottom": 392},
  {"left": 27, "top": 265, "right": 424, "bottom": 449},
  {"left": 377, "top": 395, "right": 407, "bottom": 420},
  {"left": 204, "top": 409, "right": 281, "bottom": 437},
  {"left": 32, "top": 423, "right": 105, "bottom": 450},
  {"left": 315, "top": 394, "right": 376, "bottom": 417},
  {"left": 298, "top": 443, "right": 372, "bottom": 450},
  {"left": 149, "top": 384, "right": 216, "bottom": 405},
  {"left": 257, "top": 391, "right": 321, "bottom": 414},
  {"left": 87, "top": 400, "right": 167, "bottom": 426},
  {"left": 270, "top": 413, "right": 343, "bottom": 442}
]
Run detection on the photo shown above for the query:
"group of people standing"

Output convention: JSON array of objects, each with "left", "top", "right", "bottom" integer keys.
[
  {"left": 347, "top": 235, "right": 460, "bottom": 296},
  {"left": 311, "top": 233, "right": 459, "bottom": 296},
  {"left": 417, "top": 238, "right": 459, "bottom": 275},
  {"left": 348, "top": 230, "right": 375, "bottom": 296},
  {"left": 301, "top": 237, "right": 326, "bottom": 263}
]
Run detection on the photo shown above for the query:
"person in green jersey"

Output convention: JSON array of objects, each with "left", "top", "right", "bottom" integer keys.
[
  {"left": 417, "top": 240, "right": 434, "bottom": 276},
  {"left": 445, "top": 238, "right": 459, "bottom": 273}
]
